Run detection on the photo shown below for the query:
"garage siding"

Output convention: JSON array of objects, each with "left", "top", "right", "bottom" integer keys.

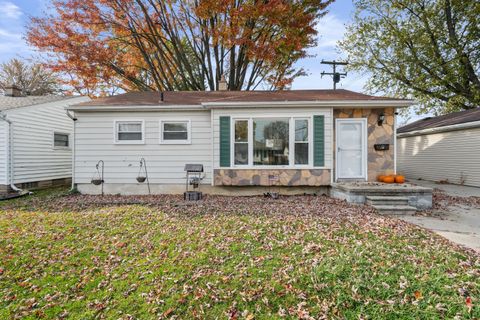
[{"left": 397, "top": 127, "right": 480, "bottom": 187}]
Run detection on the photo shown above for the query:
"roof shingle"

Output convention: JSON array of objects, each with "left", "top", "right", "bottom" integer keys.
[
  {"left": 398, "top": 107, "right": 480, "bottom": 134},
  {"left": 0, "top": 95, "right": 76, "bottom": 111},
  {"left": 73, "top": 89, "right": 406, "bottom": 107}
]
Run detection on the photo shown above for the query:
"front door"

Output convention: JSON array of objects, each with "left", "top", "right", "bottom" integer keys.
[{"left": 336, "top": 119, "right": 367, "bottom": 180}]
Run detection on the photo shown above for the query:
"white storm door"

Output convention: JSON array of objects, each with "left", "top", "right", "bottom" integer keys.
[{"left": 336, "top": 119, "right": 367, "bottom": 180}]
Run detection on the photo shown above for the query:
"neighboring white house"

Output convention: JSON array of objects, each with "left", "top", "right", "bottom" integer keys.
[
  {"left": 397, "top": 107, "right": 480, "bottom": 187},
  {"left": 0, "top": 86, "right": 90, "bottom": 193},
  {"left": 66, "top": 87, "right": 413, "bottom": 195}
]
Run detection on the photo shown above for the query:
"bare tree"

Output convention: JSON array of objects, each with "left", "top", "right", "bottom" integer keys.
[{"left": 0, "top": 58, "right": 60, "bottom": 96}]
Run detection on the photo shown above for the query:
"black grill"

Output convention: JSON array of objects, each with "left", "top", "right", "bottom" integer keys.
[
  {"left": 184, "top": 164, "right": 204, "bottom": 201},
  {"left": 184, "top": 164, "right": 204, "bottom": 173}
]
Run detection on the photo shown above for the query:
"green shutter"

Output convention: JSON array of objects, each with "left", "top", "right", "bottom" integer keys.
[
  {"left": 313, "top": 115, "right": 325, "bottom": 167},
  {"left": 219, "top": 116, "right": 231, "bottom": 167}
]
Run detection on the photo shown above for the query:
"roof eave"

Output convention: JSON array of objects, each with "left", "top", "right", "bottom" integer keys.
[
  {"left": 68, "top": 99, "right": 414, "bottom": 111},
  {"left": 66, "top": 104, "right": 206, "bottom": 111},
  {"left": 202, "top": 99, "right": 414, "bottom": 108},
  {"left": 397, "top": 120, "right": 480, "bottom": 137}
]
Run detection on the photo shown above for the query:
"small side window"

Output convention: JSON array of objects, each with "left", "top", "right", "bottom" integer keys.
[
  {"left": 54, "top": 132, "right": 69, "bottom": 148},
  {"left": 160, "top": 120, "right": 191, "bottom": 144},
  {"left": 294, "top": 119, "right": 309, "bottom": 165},
  {"left": 115, "top": 120, "right": 144, "bottom": 144}
]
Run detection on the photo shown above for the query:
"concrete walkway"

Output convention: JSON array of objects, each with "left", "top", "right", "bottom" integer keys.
[{"left": 398, "top": 180, "right": 480, "bottom": 252}]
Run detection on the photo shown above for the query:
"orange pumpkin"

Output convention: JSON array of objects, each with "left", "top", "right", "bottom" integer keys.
[
  {"left": 395, "top": 175, "right": 406, "bottom": 184},
  {"left": 383, "top": 176, "right": 395, "bottom": 183},
  {"left": 378, "top": 175, "right": 386, "bottom": 182}
]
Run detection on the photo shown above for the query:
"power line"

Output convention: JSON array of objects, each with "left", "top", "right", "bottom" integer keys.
[{"left": 320, "top": 60, "right": 348, "bottom": 90}]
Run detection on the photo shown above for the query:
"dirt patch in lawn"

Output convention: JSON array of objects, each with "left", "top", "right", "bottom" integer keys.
[{"left": 418, "top": 189, "right": 480, "bottom": 216}]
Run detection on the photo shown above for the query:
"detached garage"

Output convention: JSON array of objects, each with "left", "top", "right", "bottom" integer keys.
[{"left": 397, "top": 107, "right": 480, "bottom": 187}]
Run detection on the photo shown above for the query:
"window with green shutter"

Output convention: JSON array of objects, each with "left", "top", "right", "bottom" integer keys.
[
  {"left": 313, "top": 115, "right": 325, "bottom": 167},
  {"left": 219, "top": 116, "right": 231, "bottom": 167}
]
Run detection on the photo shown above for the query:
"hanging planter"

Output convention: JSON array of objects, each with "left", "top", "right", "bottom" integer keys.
[
  {"left": 91, "top": 179, "right": 103, "bottom": 185},
  {"left": 137, "top": 158, "right": 151, "bottom": 194},
  {"left": 90, "top": 160, "right": 105, "bottom": 195}
]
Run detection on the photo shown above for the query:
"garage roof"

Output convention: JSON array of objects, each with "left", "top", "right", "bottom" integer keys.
[{"left": 398, "top": 107, "right": 480, "bottom": 134}]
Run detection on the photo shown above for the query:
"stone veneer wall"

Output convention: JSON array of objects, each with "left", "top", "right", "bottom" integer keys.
[
  {"left": 334, "top": 108, "right": 395, "bottom": 181},
  {"left": 214, "top": 169, "right": 331, "bottom": 186}
]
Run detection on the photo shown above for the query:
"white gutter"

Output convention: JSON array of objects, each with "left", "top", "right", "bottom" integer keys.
[
  {"left": 66, "top": 105, "right": 206, "bottom": 112},
  {"left": 66, "top": 110, "right": 77, "bottom": 191},
  {"left": 397, "top": 120, "right": 480, "bottom": 138},
  {"left": 0, "top": 113, "right": 23, "bottom": 193}
]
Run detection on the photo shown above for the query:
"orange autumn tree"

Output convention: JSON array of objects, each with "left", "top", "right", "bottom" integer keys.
[{"left": 27, "top": 0, "right": 334, "bottom": 95}]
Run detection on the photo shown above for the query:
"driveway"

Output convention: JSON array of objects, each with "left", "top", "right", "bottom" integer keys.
[{"left": 398, "top": 179, "right": 480, "bottom": 252}]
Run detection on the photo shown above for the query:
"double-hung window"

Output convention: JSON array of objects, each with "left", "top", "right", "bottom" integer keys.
[
  {"left": 115, "top": 120, "right": 144, "bottom": 144},
  {"left": 294, "top": 119, "right": 309, "bottom": 165},
  {"left": 160, "top": 120, "right": 191, "bottom": 144},
  {"left": 234, "top": 120, "right": 249, "bottom": 165}
]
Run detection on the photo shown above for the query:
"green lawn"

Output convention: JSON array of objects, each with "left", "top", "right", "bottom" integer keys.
[{"left": 0, "top": 188, "right": 478, "bottom": 319}]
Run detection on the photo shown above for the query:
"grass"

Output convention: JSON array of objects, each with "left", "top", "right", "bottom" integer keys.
[{"left": 0, "top": 188, "right": 478, "bottom": 319}]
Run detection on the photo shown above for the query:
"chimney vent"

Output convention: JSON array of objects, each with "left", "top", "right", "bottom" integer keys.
[
  {"left": 218, "top": 75, "right": 227, "bottom": 91},
  {"left": 4, "top": 85, "right": 22, "bottom": 97}
]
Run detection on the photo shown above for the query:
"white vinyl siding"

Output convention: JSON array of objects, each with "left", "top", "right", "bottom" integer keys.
[
  {"left": 54, "top": 132, "right": 70, "bottom": 148},
  {"left": 0, "top": 121, "right": 7, "bottom": 184},
  {"left": 74, "top": 111, "right": 212, "bottom": 185},
  {"left": 212, "top": 107, "right": 333, "bottom": 169},
  {"left": 397, "top": 127, "right": 480, "bottom": 187},
  {"left": 4, "top": 97, "right": 89, "bottom": 184}
]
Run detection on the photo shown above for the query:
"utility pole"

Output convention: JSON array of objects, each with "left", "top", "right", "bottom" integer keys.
[{"left": 320, "top": 60, "right": 348, "bottom": 90}]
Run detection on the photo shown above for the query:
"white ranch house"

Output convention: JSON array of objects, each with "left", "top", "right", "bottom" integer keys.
[{"left": 67, "top": 89, "right": 413, "bottom": 195}]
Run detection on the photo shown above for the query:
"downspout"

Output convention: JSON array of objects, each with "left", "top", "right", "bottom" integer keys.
[
  {"left": 66, "top": 110, "right": 77, "bottom": 191},
  {"left": 0, "top": 113, "right": 23, "bottom": 193},
  {"left": 394, "top": 109, "right": 397, "bottom": 175}
]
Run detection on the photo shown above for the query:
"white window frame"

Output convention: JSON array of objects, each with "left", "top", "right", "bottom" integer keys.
[
  {"left": 114, "top": 120, "right": 145, "bottom": 144},
  {"left": 230, "top": 116, "right": 315, "bottom": 169},
  {"left": 292, "top": 117, "right": 311, "bottom": 167},
  {"left": 159, "top": 120, "right": 191, "bottom": 144},
  {"left": 52, "top": 131, "right": 70, "bottom": 149},
  {"left": 231, "top": 118, "right": 250, "bottom": 167}
]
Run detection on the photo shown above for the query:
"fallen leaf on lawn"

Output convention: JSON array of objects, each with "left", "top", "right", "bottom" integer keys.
[
  {"left": 414, "top": 290, "right": 422, "bottom": 300},
  {"left": 163, "top": 308, "right": 174, "bottom": 317},
  {"left": 466, "top": 297, "right": 472, "bottom": 313}
]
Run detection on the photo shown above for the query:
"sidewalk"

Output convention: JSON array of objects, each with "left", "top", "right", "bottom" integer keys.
[{"left": 398, "top": 179, "right": 480, "bottom": 252}]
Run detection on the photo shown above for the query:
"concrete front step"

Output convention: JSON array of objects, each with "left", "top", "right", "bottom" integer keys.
[
  {"left": 366, "top": 196, "right": 409, "bottom": 206},
  {"left": 373, "top": 205, "right": 417, "bottom": 215}
]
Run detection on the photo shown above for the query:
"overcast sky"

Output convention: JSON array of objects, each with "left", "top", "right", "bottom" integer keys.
[{"left": 0, "top": 0, "right": 420, "bottom": 123}]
